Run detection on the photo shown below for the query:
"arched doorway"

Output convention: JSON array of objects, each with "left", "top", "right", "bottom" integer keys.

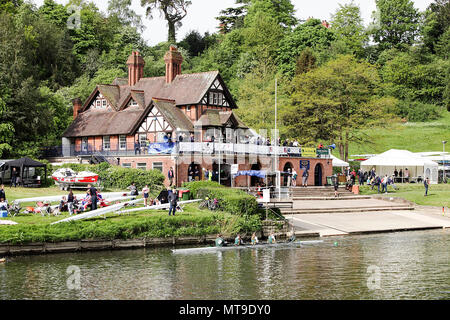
[
  {"left": 314, "top": 163, "right": 323, "bottom": 186},
  {"left": 188, "top": 162, "right": 202, "bottom": 182},
  {"left": 251, "top": 162, "right": 262, "bottom": 187},
  {"left": 283, "top": 162, "right": 293, "bottom": 186},
  {"left": 212, "top": 161, "right": 231, "bottom": 186}
]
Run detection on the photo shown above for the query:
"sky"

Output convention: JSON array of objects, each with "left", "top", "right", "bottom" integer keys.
[{"left": 30, "top": 0, "right": 436, "bottom": 46}]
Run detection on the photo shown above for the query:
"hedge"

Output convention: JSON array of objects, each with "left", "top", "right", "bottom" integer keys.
[
  {"left": 183, "top": 181, "right": 258, "bottom": 216},
  {"left": 57, "top": 162, "right": 165, "bottom": 191}
]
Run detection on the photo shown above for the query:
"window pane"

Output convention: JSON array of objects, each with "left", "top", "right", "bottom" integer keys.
[
  {"left": 122, "top": 163, "right": 131, "bottom": 168},
  {"left": 137, "top": 163, "right": 147, "bottom": 170},
  {"left": 119, "top": 135, "right": 126, "bottom": 150},
  {"left": 152, "top": 162, "right": 163, "bottom": 172}
]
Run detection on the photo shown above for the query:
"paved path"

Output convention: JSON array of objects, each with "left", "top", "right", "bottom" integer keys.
[
  {"left": 291, "top": 198, "right": 410, "bottom": 210},
  {"left": 288, "top": 209, "right": 450, "bottom": 237}
]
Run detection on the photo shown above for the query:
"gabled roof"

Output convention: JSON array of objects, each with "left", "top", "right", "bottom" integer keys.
[
  {"left": 63, "top": 108, "right": 146, "bottom": 138},
  {"left": 133, "top": 71, "right": 226, "bottom": 107},
  {"left": 150, "top": 98, "right": 194, "bottom": 132},
  {"left": 195, "top": 110, "right": 248, "bottom": 129}
]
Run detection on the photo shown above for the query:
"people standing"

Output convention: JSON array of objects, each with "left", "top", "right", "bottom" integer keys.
[
  {"left": 424, "top": 177, "right": 430, "bottom": 196},
  {"left": 292, "top": 169, "right": 297, "bottom": 187},
  {"left": 404, "top": 168, "right": 409, "bottom": 183},
  {"left": 142, "top": 184, "right": 150, "bottom": 207},
  {"left": 134, "top": 140, "right": 141, "bottom": 155},
  {"left": 0, "top": 185, "right": 5, "bottom": 201},
  {"left": 67, "top": 190, "right": 74, "bottom": 215},
  {"left": 168, "top": 167, "right": 174, "bottom": 186},
  {"left": 87, "top": 184, "right": 98, "bottom": 211},
  {"left": 333, "top": 175, "right": 339, "bottom": 198},
  {"left": 302, "top": 169, "right": 309, "bottom": 187},
  {"left": 10, "top": 168, "right": 17, "bottom": 188},
  {"left": 168, "top": 187, "right": 178, "bottom": 216}
]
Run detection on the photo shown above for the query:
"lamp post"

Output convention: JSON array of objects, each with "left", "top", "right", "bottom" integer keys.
[{"left": 443, "top": 141, "right": 447, "bottom": 183}]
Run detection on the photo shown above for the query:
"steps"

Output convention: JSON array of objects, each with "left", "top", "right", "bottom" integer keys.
[
  {"left": 290, "top": 186, "right": 358, "bottom": 199},
  {"left": 281, "top": 205, "right": 414, "bottom": 215}
]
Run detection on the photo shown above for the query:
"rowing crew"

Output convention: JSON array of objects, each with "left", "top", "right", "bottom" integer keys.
[{"left": 215, "top": 232, "right": 277, "bottom": 247}]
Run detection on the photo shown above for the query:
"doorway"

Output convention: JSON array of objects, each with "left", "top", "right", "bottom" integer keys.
[{"left": 314, "top": 163, "right": 323, "bottom": 186}]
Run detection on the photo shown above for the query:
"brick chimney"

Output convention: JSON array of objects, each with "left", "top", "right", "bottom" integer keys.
[
  {"left": 321, "top": 20, "right": 330, "bottom": 28},
  {"left": 72, "top": 98, "right": 82, "bottom": 120},
  {"left": 164, "top": 45, "right": 183, "bottom": 84},
  {"left": 126, "top": 51, "right": 145, "bottom": 86}
]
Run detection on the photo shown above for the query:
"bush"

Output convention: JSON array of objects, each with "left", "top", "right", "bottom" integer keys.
[
  {"left": 57, "top": 163, "right": 165, "bottom": 190},
  {"left": 396, "top": 101, "right": 442, "bottom": 122},
  {"left": 182, "top": 180, "right": 225, "bottom": 197}
]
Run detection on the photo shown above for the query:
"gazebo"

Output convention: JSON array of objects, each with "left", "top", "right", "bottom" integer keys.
[
  {"left": 360, "top": 149, "right": 438, "bottom": 184},
  {"left": 1, "top": 157, "right": 47, "bottom": 187}
]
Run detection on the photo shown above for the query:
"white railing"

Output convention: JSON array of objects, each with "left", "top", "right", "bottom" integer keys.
[{"left": 178, "top": 142, "right": 304, "bottom": 156}]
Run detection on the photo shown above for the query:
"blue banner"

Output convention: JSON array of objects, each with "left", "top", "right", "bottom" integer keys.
[
  {"left": 234, "top": 170, "right": 267, "bottom": 178},
  {"left": 300, "top": 160, "right": 310, "bottom": 170},
  {"left": 147, "top": 142, "right": 175, "bottom": 155}
]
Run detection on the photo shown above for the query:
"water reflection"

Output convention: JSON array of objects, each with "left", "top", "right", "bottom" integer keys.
[{"left": 0, "top": 230, "right": 449, "bottom": 300}]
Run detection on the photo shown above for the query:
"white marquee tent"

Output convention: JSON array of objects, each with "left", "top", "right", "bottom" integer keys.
[
  {"left": 360, "top": 149, "right": 438, "bottom": 184},
  {"left": 330, "top": 154, "right": 349, "bottom": 168}
]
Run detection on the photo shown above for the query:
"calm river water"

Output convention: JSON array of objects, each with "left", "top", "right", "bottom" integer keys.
[{"left": 0, "top": 230, "right": 449, "bottom": 300}]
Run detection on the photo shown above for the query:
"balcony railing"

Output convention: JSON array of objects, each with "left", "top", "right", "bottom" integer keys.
[{"left": 61, "top": 141, "right": 331, "bottom": 158}]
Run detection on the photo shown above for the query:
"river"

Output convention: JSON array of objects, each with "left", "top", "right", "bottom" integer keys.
[{"left": 0, "top": 229, "right": 449, "bottom": 300}]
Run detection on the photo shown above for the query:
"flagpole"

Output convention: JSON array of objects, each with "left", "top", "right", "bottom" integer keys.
[{"left": 275, "top": 78, "right": 280, "bottom": 200}]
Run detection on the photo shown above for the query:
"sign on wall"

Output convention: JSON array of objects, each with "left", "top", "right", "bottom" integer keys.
[
  {"left": 301, "top": 147, "right": 316, "bottom": 158},
  {"left": 300, "top": 160, "right": 310, "bottom": 171}
]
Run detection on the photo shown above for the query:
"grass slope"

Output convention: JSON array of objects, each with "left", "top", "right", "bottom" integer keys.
[{"left": 347, "top": 111, "right": 450, "bottom": 156}]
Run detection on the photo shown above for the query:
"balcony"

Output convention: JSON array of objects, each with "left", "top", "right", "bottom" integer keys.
[{"left": 61, "top": 141, "right": 330, "bottom": 158}]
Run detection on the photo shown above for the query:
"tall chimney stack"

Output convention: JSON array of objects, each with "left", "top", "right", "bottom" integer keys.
[
  {"left": 126, "top": 51, "right": 145, "bottom": 86},
  {"left": 164, "top": 45, "right": 183, "bottom": 84},
  {"left": 72, "top": 98, "right": 82, "bottom": 120}
]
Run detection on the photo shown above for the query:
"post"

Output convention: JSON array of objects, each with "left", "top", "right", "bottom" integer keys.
[
  {"left": 443, "top": 141, "right": 447, "bottom": 183},
  {"left": 275, "top": 78, "right": 281, "bottom": 200}
]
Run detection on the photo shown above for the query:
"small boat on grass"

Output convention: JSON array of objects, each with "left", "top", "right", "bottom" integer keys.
[
  {"left": 51, "top": 168, "right": 99, "bottom": 190},
  {"left": 171, "top": 240, "right": 324, "bottom": 254}
]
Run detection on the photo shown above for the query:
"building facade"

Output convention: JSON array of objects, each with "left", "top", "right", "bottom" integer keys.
[{"left": 62, "top": 46, "right": 332, "bottom": 187}]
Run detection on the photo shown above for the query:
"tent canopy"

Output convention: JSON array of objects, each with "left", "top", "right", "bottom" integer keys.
[
  {"left": 330, "top": 154, "right": 349, "bottom": 167},
  {"left": 360, "top": 149, "right": 438, "bottom": 184},
  {"left": 4, "top": 157, "right": 46, "bottom": 168}
]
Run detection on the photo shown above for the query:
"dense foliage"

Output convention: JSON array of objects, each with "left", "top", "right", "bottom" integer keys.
[
  {"left": 183, "top": 180, "right": 259, "bottom": 216},
  {"left": 0, "top": 0, "right": 448, "bottom": 161},
  {"left": 59, "top": 162, "right": 165, "bottom": 191}
]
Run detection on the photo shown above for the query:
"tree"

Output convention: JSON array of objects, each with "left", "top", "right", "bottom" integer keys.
[
  {"left": 245, "top": 0, "right": 297, "bottom": 30},
  {"left": 140, "top": 0, "right": 192, "bottom": 43},
  {"left": 277, "top": 18, "right": 336, "bottom": 77},
  {"left": 295, "top": 48, "right": 317, "bottom": 75},
  {"left": 108, "top": 0, "right": 144, "bottom": 31},
  {"left": 330, "top": 1, "right": 368, "bottom": 58},
  {"left": 281, "top": 55, "right": 392, "bottom": 161},
  {"left": 422, "top": 0, "right": 450, "bottom": 53},
  {"left": 369, "top": 0, "right": 420, "bottom": 50},
  {"left": 216, "top": 3, "right": 248, "bottom": 34}
]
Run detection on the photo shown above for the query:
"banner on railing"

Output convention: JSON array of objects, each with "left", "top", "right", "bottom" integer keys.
[
  {"left": 301, "top": 147, "right": 316, "bottom": 158},
  {"left": 147, "top": 142, "right": 175, "bottom": 155}
]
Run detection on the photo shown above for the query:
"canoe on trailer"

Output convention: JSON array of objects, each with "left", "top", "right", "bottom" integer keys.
[{"left": 171, "top": 240, "right": 324, "bottom": 254}]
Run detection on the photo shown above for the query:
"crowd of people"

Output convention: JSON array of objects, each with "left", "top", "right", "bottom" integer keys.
[{"left": 214, "top": 232, "right": 278, "bottom": 247}]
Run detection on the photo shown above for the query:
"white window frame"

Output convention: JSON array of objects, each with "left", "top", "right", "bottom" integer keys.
[
  {"left": 103, "top": 136, "right": 111, "bottom": 151},
  {"left": 81, "top": 137, "right": 88, "bottom": 152},
  {"left": 122, "top": 163, "right": 131, "bottom": 169},
  {"left": 152, "top": 162, "right": 163, "bottom": 172},
  {"left": 119, "top": 135, "right": 127, "bottom": 150},
  {"left": 139, "top": 134, "right": 147, "bottom": 147},
  {"left": 137, "top": 163, "right": 147, "bottom": 170}
]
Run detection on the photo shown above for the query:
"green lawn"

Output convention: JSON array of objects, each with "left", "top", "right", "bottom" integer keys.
[
  {"left": 347, "top": 111, "right": 450, "bottom": 156},
  {"left": 359, "top": 183, "right": 450, "bottom": 208}
]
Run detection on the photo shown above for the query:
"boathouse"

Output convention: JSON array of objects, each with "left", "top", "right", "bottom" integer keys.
[{"left": 62, "top": 46, "right": 332, "bottom": 187}]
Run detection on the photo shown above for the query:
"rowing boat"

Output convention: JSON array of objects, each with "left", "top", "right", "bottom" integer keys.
[{"left": 171, "top": 240, "right": 324, "bottom": 254}]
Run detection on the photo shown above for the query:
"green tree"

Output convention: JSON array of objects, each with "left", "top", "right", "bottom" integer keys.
[
  {"left": 108, "top": 0, "right": 144, "bottom": 31},
  {"left": 277, "top": 18, "right": 336, "bottom": 77},
  {"left": 330, "top": 1, "right": 368, "bottom": 58},
  {"left": 422, "top": 0, "right": 450, "bottom": 53},
  {"left": 369, "top": 0, "right": 420, "bottom": 50},
  {"left": 140, "top": 0, "right": 192, "bottom": 43},
  {"left": 245, "top": 0, "right": 297, "bottom": 30},
  {"left": 282, "top": 55, "right": 393, "bottom": 161}
]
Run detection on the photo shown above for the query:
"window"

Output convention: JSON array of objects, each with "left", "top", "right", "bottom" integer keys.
[
  {"left": 137, "top": 163, "right": 147, "bottom": 170},
  {"left": 102, "top": 99, "right": 107, "bottom": 107},
  {"left": 152, "top": 162, "right": 163, "bottom": 172},
  {"left": 122, "top": 163, "right": 131, "bottom": 169},
  {"left": 103, "top": 136, "right": 110, "bottom": 150},
  {"left": 130, "top": 99, "right": 138, "bottom": 107},
  {"left": 82, "top": 137, "right": 88, "bottom": 152},
  {"left": 186, "top": 105, "right": 191, "bottom": 112},
  {"left": 96, "top": 100, "right": 101, "bottom": 107},
  {"left": 209, "top": 92, "right": 224, "bottom": 106},
  {"left": 119, "top": 135, "right": 127, "bottom": 150},
  {"left": 139, "top": 134, "right": 147, "bottom": 147}
]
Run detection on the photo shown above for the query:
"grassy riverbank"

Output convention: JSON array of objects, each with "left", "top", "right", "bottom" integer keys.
[
  {"left": 359, "top": 183, "right": 450, "bottom": 208},
  {"left": 0, "top": 184, "right": 262, "bottom": 245}
]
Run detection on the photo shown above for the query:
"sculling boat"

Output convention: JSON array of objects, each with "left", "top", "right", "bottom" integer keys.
[
  {"left": 51, "top": 168, "right": 99, "bottom": 190},
  {"left": 171, "top": 240, "right": 324, "bottom": 254}
]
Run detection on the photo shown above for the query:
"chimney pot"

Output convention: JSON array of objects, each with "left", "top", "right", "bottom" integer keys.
[
  {"left": 72, "top": 98, "right": 82, "bottom": 120},
  {"left": 127, "top": 51, "right": 145, "bottom": 86},
  {"left": 164, "top": 45, "right": 183, "bottom": 84}
]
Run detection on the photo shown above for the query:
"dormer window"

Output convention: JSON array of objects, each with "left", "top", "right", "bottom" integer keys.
[
  {"left": 129, "top": 99, "right": 138, "bottom": 107},
  {"left": 209, "top": 92, "right": 224, "bottom": 106}
]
